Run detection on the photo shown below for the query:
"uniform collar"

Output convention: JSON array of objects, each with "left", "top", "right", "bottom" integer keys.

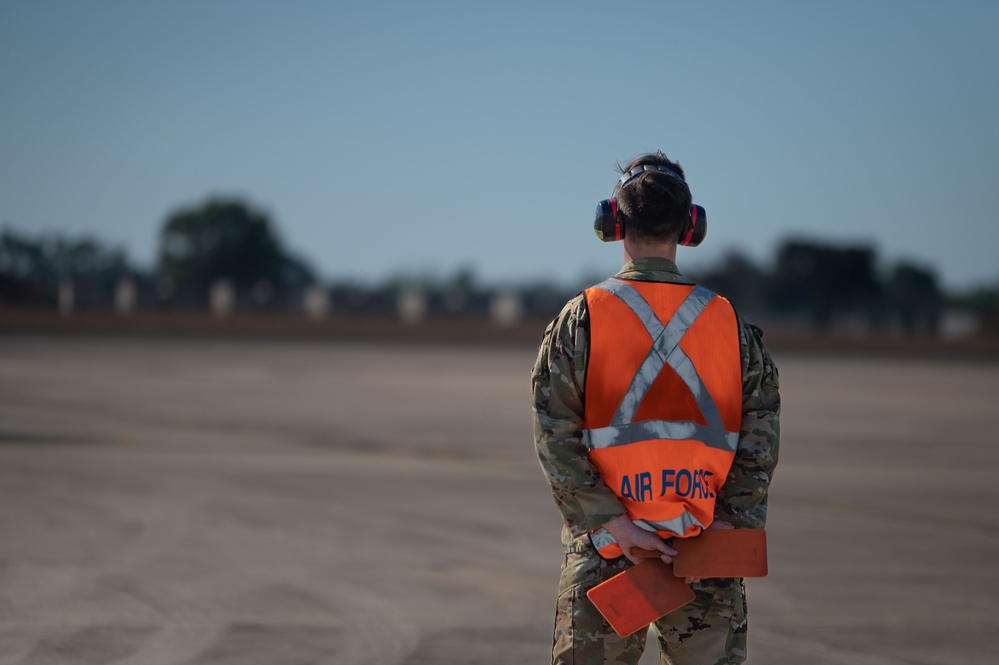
[{"left": 615, "top": 256, "right": 688, "bottom": 282}]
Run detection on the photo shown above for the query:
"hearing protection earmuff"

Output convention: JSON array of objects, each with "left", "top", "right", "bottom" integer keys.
[{"left": 593, "top": 164, "right": 707, "bottom": 247}]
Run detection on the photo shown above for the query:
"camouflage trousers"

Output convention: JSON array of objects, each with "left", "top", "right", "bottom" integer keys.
[{"left": 551, "top": 535, "right": 748, "bottom": 665}]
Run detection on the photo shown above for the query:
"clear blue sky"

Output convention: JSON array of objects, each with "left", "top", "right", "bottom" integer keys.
[{"left": 2, "top": 1, "right": 997, "bottom": 291}]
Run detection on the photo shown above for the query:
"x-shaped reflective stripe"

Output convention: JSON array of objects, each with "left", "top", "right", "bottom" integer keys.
[{"left": 583, "top": 279, "right": 738, "bottom": 453}]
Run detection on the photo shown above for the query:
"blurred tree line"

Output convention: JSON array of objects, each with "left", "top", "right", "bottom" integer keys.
[
  {"left": 689, "top": 243, "right": 956, "bottom": 335},
  {"left": 0, "top": 228, "right": 131, "bottom": 307},
  {"left": 159, "top": 200, "right": 314, "bottom": 295},
  {"left": 2, "top": 197, "right": 997, "bottom": 335},
  {"left": 1, "top": 200, "right": 315, "bottom": 311}
]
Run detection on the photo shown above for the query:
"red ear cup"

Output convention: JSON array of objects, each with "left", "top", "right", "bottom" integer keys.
[
  {"left": 594, "top": 198, "right": 624, "bottom": 242},
  {"left": 680, "top": 205, "right": 708, "bottom": 247}
]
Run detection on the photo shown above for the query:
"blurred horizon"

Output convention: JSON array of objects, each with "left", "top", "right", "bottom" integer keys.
[
  {"left": 0, "top": 206, "right": 975, "bottom": 293},
  {"left": 2, "top": 2, "right": 997, "bottom": 292}
]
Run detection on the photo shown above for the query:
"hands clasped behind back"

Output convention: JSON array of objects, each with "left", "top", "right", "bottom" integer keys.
[{"left": 601, "top": 514, "right": 677, "bottom": 566}]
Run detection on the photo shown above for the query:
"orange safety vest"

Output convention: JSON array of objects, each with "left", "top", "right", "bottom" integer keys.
[{"left": 583, "top": 278, "right": 743, "bottom": 559}]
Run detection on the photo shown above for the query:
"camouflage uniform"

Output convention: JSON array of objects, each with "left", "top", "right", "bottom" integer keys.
[{"left": 532, "top": 257, "right": 780, "bottom": 665}]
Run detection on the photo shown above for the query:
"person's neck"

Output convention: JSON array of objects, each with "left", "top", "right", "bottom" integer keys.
[{"left": 623, "top": 239, "right": 677, "bottom": 264}]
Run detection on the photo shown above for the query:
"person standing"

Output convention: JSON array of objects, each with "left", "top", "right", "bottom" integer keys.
[{"left": 531, "top": 151, "right": 780, "bottom": 664}]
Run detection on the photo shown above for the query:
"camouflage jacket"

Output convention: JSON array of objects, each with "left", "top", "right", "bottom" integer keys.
[{"left": 531, "top": 257, "right": 781, "bottom": 547}]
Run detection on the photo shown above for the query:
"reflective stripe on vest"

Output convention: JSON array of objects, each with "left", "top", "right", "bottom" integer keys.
[{"left": 582, "top": 278, "right": 742, "bottom": 559}]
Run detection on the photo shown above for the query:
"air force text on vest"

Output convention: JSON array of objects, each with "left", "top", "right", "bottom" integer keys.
[{"left": 619, "top": 469, "right": 716, "bottom": 502}]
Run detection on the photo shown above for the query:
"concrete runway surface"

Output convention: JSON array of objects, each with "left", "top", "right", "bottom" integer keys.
[{"left": 0, "top": 335, "right": 996, "bottom": 665}]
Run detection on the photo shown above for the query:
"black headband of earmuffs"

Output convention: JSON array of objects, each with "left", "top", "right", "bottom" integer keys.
[{"left": 617, "top": 164, "right": 688, "bottom": 191}]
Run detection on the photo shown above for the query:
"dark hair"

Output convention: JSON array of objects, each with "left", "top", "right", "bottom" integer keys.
[{"left": 614, "top": 150, "right": 692, "bottom": 244}]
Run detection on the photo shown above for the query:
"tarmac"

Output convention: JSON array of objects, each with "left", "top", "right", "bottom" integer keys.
[{"left": 0, "top": 334, "right": 996, "bottom": 664}]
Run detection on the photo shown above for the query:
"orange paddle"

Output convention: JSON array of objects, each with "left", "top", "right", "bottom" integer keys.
[
  {"left": 590, "top": 529, "right": 768, "bottom": 637},
  {"left": 630, "top": 528, "right": 768, "bottom": 578},
  {"left": 672, "top": 528, "right": 768, "bottom": 578},
  {"left": 586, "top": 558, "right": 695, "bottom": 637}
]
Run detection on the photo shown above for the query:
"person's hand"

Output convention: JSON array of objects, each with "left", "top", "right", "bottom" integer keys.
[
  {"left": 685, "top": 520, "right": 735, "bottom": 583},
  {"left": 602, "top": 515, "right": 677, "bottom": 566}
]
